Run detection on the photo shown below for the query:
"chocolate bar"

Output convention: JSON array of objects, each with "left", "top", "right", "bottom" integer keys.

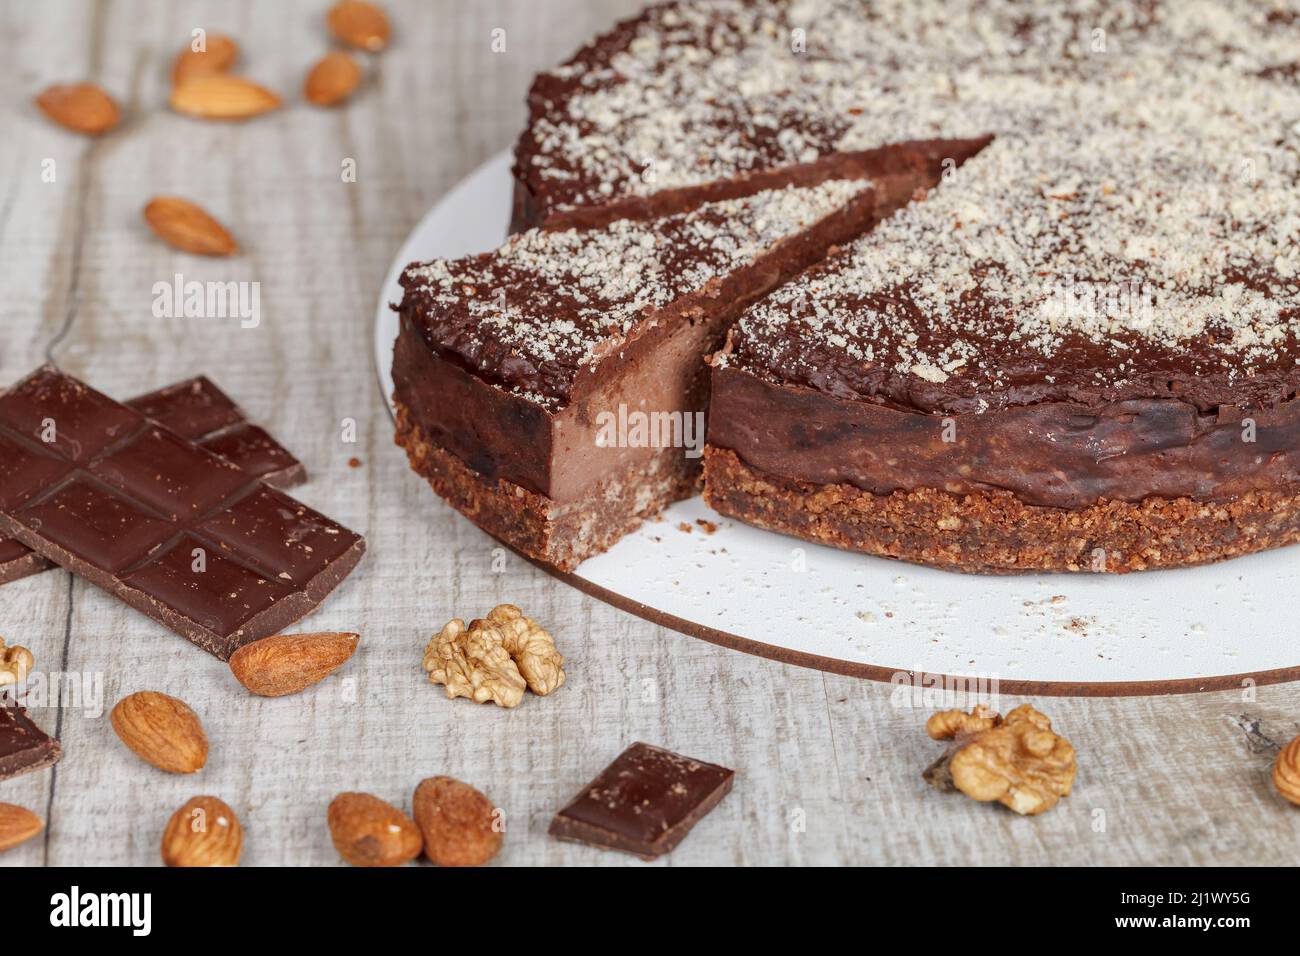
[
  {"left": 0, "top": 367, "right": 364, "bottom": 660},
  {"left": 0, "top": 698, "right": 62, "bottom": 781},
  {"left": 0, "top": 376, "right": 306, "bottom": 586},
  {"left": 549, "top": 742, "right": 734, "bottom": 859}
]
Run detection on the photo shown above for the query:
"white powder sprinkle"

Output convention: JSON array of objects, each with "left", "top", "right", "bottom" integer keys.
[
  {"left": 403, "top": 179, "right": 871, "bottom": 408},
  {"left": 521, "top": 0, "right": 1300, "bottom": 385}
]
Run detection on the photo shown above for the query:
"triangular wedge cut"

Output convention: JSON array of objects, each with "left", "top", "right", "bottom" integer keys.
[
  {"left": 393, "top": 179, "right": 883, "bottom": 570},
  {"left": 510, "top": 0, "right": 1018, "bottom": 232},
  {"left": 513, "top": 134, "right": 988, "bottom": 234}
]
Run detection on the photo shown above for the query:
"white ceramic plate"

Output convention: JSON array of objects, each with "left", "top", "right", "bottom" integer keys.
[{"left": 374, "top": 150, "right": 1300, "bottom": 694}]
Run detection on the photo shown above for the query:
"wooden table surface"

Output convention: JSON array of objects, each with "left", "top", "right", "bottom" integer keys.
[{"left": 1, "top": 0, "right": 1297, "bottom": 867}]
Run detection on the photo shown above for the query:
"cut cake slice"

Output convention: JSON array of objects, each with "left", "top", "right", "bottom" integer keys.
[{"left": 393, "top": 178, "right": 880, "bottom": 569}]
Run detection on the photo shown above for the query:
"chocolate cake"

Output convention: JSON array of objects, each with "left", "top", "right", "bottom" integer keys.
[{"left": 398, "top": 0, "right": 1300, "bottom": 574}]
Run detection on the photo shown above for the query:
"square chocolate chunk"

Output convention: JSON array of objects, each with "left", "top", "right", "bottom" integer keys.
[
  {"left": 198, "top": 424, "right": 305, "bottom": 487},
  {"left": 125, "top": 376, "right": 246, "bottom": 437},
  {"left": 14, "top": 479, "right": 174, "bottom": 574},
  {"left": 0, "top": 698, "right": 62, "bottom": 781},
  {"left": 0, "top": 433, "right": 68, "bottom": 511},
  {"left": 549, "top": 742, "right": 734, "bottom": 860},
  {"left": 0, "top": 368, "right": 138, "bottom": 462}
]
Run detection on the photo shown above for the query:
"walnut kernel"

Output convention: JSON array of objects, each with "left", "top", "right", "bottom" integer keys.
[
  {"left": 924, "top": 704, "right": 1076, "bottom": 815},
  {"left": 926, "top": 704, "right": 997, "bottom": 740},
  {"left": 423, "top": 618, "right": 526, "bottom": 708},
  {"left": 0, "top": 640, "right": 33, "bottom": 687},
  {"left": 479, "top": 604, "right": 565, "bottom": 696}
]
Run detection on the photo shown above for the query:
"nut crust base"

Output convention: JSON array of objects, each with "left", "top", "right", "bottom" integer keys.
[
  {"left": 702, "top": 446, "right": 1300, "bottom": 574},
  {"left": 394, "top": 402, "right": 697, "bottom": 571}
]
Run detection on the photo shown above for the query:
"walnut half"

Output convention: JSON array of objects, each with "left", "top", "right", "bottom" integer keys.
[
  {"left": 422, "top": 605, "right": 566, "bottom": 708},
  {"left": 924, "top": 704, "right": 1076, "bottom": 815},
  {"left": 423, "top": 618, "right": 526, "bottom": 708},
  {"left": 0, "top": 639, "right": 33, "bottom": 687}
]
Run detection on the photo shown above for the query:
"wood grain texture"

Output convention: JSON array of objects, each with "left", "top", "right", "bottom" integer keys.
[{"left": 1, "top": 0, "right": 1298, "bottom": 866}]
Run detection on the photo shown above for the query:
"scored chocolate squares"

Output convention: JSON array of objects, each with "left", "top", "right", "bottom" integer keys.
[
  {"left": 0, "top": 375, "right": 306, "bottom": 586},
  {"left": 549, "top": 742, "right": 734, "bottom": 860},
  {"left": 127, "top": 376, "right": 307, "bottom": 489},
  {"left": 0, "top": 366, "right": 364, "bottom": 661}
]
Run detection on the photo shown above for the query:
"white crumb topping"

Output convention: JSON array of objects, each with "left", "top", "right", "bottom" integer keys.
[
  {"left": 525, "top": 0, "right": 1300, "bottom": 375},
  {"left": 403, "top": 179, "right": 869, "bottom": 408}
]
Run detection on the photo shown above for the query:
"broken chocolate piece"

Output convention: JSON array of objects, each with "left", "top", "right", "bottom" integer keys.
[
  {"left": 0, "top": 376, "right": 305, "bottom": 586},
  {"left": 0, "top": 697, "right": 61, "bottom": 781},
  {"left": 0, "top": 537, "right": 51, "bottom": 586},
  {"left": 0, "top": 367, "right": 364, "bottom": 660},
  {"left": 549, "top": 742, "right": 734, "bottom": 859}
]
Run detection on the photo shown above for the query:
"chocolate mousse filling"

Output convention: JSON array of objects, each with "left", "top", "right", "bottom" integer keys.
[
  {"left": 708, "top": 357, "right": 1300, "bottom": 512},
  {"left": 703, "top": 359, "right": 1300, "bottom": 573}
]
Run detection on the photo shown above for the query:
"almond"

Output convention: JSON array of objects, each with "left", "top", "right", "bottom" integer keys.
[
  {"left": 228, "top": 631, "right": 360, "bottom": 697},
  {"left": 110, "top": 691, "right": 208, "bottom": 774},
  {"left": 1275, "top": 735, "right": 1300, "bottom": 806},
  {"left": 0, "top": 803, "right": 43, "bottom": 853},
  {"left": 304, "top": 52, "right": 363, "bottom": 107},
  {"left": 161, "top": 796, "right": 243, "bottom": 867},
  {"left": 35, "top": 83, "right": 119, "bottom": 135},
  {"left": 327, "top": 1, "right": 391, "bottom": 52},
  {"left": 327, "top": 792, "right": 422, "bottom": 867},
  {"left": 144, "top": 196, "right": 238, "bottom": 256},
  {"left": 413, "top": 776, "right": 503, "bottom": 867},
  {"left": 169, "top": 74, "right": 281, "bottom": 120},
  {"left": 171, "top": 34, "right": 240, "bottom": 87}
]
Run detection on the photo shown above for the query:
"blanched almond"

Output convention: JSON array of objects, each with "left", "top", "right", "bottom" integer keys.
[
  {"left": 144, "top": 197, "right": 238, "bottom": 256},
  {"left": 169, "top": 74, "right": 281, "bottom": 120},
  {"left": 35, "top": 83, "right": 119, "bottom": 135}
]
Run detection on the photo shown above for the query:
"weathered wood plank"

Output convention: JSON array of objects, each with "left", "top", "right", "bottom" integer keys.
[{"left": 0, "top": 0, "right": 1297, "bottom": 867}]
